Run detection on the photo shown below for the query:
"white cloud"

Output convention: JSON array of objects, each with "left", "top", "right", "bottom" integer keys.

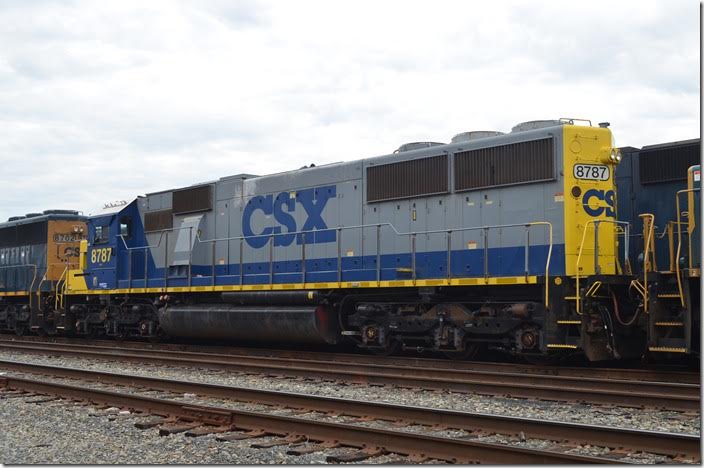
[{"left": 0, "top": 0, "right": 698, "bottom": 221}]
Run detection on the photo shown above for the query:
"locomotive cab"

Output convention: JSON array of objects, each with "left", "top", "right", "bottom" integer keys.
[{"left": 66, "top": 199, "right": 161, "bottom": 338}]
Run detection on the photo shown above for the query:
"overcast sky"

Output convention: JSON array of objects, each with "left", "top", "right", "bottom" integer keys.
[{"left": 0, "top": 0, "right": 699, "bottom": 221}]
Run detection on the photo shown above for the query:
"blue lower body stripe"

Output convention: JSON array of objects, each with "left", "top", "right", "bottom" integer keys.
[{"left": 109, "top": 244, "right": 565, "bottom": 290}]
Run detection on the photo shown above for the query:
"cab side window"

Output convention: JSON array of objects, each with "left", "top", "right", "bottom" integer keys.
[
  {"left": 119, "top": 216, "right": 132, "bottom": 239},
  {"left": 94, "top": 225, "right": 110, "bottom": 244}
]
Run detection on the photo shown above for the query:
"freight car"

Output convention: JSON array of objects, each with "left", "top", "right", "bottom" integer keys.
[
  {"left": 0, "top": 119, "right": 698, "bottom": 363},
  {"left": 615, "top": 139, "right": 700, "bottom": 356}
]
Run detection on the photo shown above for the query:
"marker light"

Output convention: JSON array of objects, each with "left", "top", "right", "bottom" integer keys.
[{"left": 609, "top": 148, "right": 622, "bottom": 163}]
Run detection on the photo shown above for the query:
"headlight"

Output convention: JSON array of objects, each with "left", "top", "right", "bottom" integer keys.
[{"left": 609, "top": 148, "right": 622, "bottom": 163}]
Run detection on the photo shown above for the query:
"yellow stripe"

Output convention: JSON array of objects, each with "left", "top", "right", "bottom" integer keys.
[
  {"left": 654, "top": 322, "right": 684, "bottom": 327},
  {"left": 65, "top": 276, "right": 540, "bottom": 296},
  {"left": 0, "top": 291, "right": 31, "bottom": 297},
  {"left": 648, "top": 346, "right": 687, "bottom": 353},
  {"left": 556, "top": 320, "right": 580, "bottom": 325},
  {"left": 547, "top": 344, "right": 578, "bottom": 349}
]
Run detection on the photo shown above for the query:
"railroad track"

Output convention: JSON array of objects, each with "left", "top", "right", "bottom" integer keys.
[
  {"left": 2, "top": 334, "right": 698, "bottom": 384},
  {"left": 0, "top": 337, "right": 699, "bottom": 411},
  {"left": 0, "top": 360, "right": 698, "bottom": 463}
]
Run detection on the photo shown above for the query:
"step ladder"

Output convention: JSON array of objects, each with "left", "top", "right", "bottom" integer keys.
[{"left": 648, "top": 274, "right": 690, "bottom": 354}]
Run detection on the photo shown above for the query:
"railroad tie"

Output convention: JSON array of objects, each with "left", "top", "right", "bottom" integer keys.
[
  {"left": 159, "top": 422, "right": 202, "bottom": 436},
  {"left": 134, "top": 417, "right": 171, "bottom": 429},
  {"left": 251, "top": 434, "right": 307, "bottom": 448},
  {"left": 185, "top": 425, "right": 235, "bottom": 437},
  {"left": 25, "top": 397, "right": 61, "bottom": 404},
  {"left": 1, "top": 392, "right": 35, "bottom": 399},
  {"left": 286, "top": 441, "right": 341, "bottom": 455},
  {"left": 405, "top": 453, "right": 433, "bottom": 463},
  {"left": 216, "top": 429, "right": 269, "bottom": 441},
  {"left": 326, "top": 447, "right": 387, "bottom": 463}
]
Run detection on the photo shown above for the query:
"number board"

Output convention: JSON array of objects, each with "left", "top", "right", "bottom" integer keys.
[
  {"left": 90, "top": 247, "right": 113, "bottom": 264},
  {"left": 573, "top": 164, "right": 609, "bottom": 181}
]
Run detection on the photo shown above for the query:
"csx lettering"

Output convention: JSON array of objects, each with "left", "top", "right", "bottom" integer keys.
[
  {"left": 90, "top": 247, "right": 112, "bottom": 263},
  {"left": 243, "top": 185, "right": 337, "bottom": 248},
  {"left": 582, "top": 189, "right": 615, "bottom": 217}
]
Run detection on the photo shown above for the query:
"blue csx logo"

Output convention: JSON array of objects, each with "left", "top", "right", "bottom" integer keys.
[
  {"left": 582, "top": 189, "right": 615, "bottom": 217},
  {"left": 243, "top": 185, "right": 336, "bottom": 248}
]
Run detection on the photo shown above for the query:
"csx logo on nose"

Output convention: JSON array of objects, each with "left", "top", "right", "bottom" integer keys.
[
  {"left": 243, "top": 185, "right": 336, "bottom": 248},
  {"left": 582, "top": 189, "right": 615, "bottom": 217}
]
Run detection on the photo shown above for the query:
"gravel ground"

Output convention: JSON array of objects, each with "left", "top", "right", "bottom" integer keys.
[
  {"left": 0, "top": 395, "right": 420, "bottom": 464},
  {"left": 0, "top": 350, "right": 698, "bottom": 435},
  {"left": 0, "top": 388, "right": 682, "bottom": 465},
  {"left": 0, "top": 350, "right": 699, "bottom": 464}
]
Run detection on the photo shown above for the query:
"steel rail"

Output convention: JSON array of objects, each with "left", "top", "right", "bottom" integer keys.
[
  {"left": 0, "top": 339, "right": 696, "bottom": 394},
  {"left": 0, "top": 374, "right": 622, "bottom": 464},
  {"left": 0, "top": 359, "right": 698, "bottom": 460},
  {"left": 0, "top": 340, "right": 698, "bottom": 411},
  {"left": 2, "top": 335, "right": 697, "bottom": 384}
]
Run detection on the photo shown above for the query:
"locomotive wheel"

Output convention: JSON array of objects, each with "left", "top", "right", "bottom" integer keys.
[{"left": 14, "top": 324, "right": 27, "bottom": 336}]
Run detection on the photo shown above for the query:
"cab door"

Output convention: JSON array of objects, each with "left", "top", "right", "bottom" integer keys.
[{"left": 86, "top": 215, "right": 118, "bottom": 290}]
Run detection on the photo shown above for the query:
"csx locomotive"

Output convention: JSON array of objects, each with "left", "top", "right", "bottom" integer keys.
[{"left": 0, "top": 119, "right": 699, "bottom": 362}]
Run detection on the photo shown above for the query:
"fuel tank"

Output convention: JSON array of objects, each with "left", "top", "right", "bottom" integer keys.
[{"left": 157, "top": 304, "right": 338, "bottom": 344}]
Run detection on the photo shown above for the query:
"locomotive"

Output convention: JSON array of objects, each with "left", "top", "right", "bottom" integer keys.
[
  {"left": 0, "top": 119, "right": 699, "bottom": 362},
  {"left": 616, "top": 139, "right": 700, "bottom": 356}
]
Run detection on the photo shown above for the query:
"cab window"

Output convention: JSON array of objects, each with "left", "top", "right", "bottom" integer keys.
[
  {"left": 94, "top": 225, "right": 110, "bottom": 244},
  {"left": 119, "top": 216, "right": 132, "bottom": 239}
]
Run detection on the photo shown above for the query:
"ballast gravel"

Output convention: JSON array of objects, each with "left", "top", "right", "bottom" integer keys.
[
  {"left": 0, "top": 349, "right": 697, "bottom": 435},
  {"left": 0, "top": 395, "right": 409, "bottom": 465},
  {"left": 0, "top": 349, "right": 699, "bottom": 464}
]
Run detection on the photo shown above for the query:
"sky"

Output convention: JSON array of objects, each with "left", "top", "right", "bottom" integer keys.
[{"left": 0, "top": 0, "right": 699, "bottom": 221}]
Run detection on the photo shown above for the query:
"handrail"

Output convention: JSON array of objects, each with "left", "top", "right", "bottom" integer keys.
[
  {"left": 574, "top": 219, "right": 631, "bottom": 314},
  {"left": 639, "top": 214, "right": 655, "bottom": 314},
  {"left": 120, "top": 221, "right": 549, "bottom": 252},
  {"left": 674, "top": 188, "right": 700, "bottom": 307},
  {"left": 116, "top": 220, "right": 554, "bottom": 303},
  {"left": 640, "top": 213, "right": 657, "bottom": 272},
  {"left": 54, "top": 265, "right": 69, "bottom": 310}
]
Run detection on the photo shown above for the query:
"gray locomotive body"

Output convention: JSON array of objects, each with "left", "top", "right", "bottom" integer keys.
[{"left": 60, "top": 119, "right": 651, "bottom": 360}]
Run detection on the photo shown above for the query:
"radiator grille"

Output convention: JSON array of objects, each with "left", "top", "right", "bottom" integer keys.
[
  {"left": 144, "top": 209, "right": 173, "bottom": 232},
  {"left": 0, "top": 221, "right": 48, "bottom": 248},
  {"left": 639, "top": 141, "right": 700, "bottom": 184},
  {"left": 172, "top": 185, "right": 213, "bottom": 214},
  {"left": 367, "top": 154, "right": 448, "bottom": 202},
  {"left": 455, "top": 138, "right": 554, "bottom": 191}
]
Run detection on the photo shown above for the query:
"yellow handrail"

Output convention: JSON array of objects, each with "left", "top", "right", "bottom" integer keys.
[
  {"left": 54, "top": 265, "right": 70, "bottom": 311},
  {"left": 524, "top": 221, "right": 553, "bottom": 307},
  {"left": 575, "top": 218, "right": 633, "bottom": 314},
  {"left": 641, "top": 214, "right": 657, "bottom": 272},
  {"left": 638, "top": 214, "right": 655, "bottom": 314},
  {"left": 674, "top": 189, "right": 700, "bottom": 307}
]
